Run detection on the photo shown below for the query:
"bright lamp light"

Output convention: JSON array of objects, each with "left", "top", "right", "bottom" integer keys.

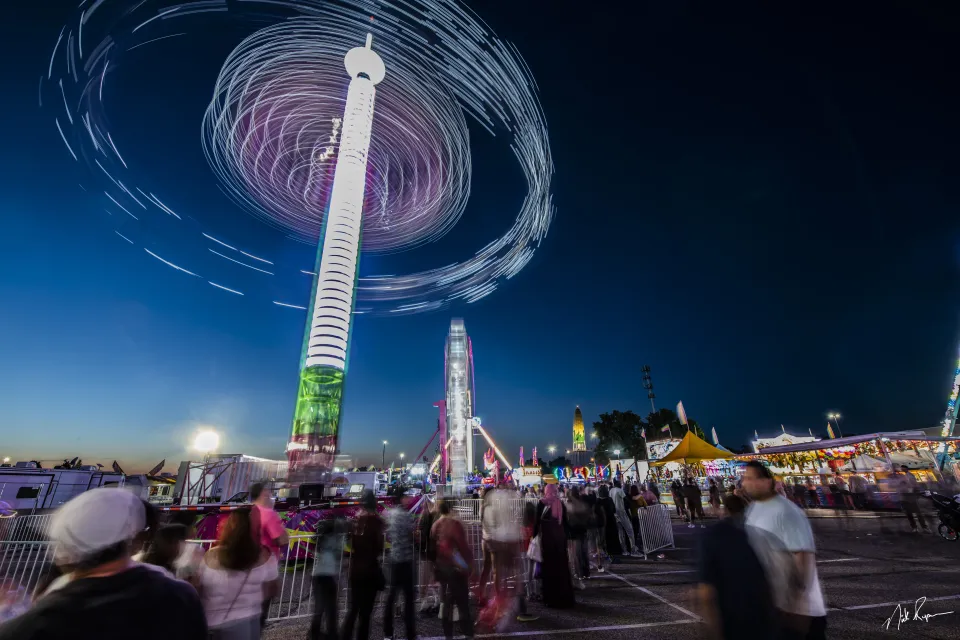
[{"left": 193, "top": 430, "right": 220, "bottom": 453}]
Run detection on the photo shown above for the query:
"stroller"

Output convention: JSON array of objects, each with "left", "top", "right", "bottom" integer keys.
[{"left": 923, "top": 492, "right": 960, "bottom": 541}]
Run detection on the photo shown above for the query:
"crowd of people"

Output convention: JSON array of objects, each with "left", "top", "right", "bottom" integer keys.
[{"left": 16, "top": 464, "right": 939, "bottom": 640}]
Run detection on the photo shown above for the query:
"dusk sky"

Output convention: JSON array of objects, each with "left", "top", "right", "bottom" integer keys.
[{"left": 2, "top": 2, "right": 959, "bottom": 472}]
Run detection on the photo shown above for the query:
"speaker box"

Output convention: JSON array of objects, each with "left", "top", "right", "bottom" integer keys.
[{"left": 300, "top": 483, "right": 325, "bottom": 502}]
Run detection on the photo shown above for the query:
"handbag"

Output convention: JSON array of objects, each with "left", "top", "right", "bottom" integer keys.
[{"left": 526, "top": 505, "right": 546, "bottom": 562}]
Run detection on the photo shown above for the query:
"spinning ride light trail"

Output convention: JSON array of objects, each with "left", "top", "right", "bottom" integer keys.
[{"left": 44, "top": 0, "right": 554, "bottom": 316}]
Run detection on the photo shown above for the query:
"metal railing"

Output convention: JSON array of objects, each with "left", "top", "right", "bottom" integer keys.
[{"left": 637, "top": 504, "right": 675, "bottom": 558}]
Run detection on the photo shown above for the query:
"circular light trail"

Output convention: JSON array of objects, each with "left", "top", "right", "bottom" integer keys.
[{"left": 45, "top": 0, "right": 554, "bottom": 315}]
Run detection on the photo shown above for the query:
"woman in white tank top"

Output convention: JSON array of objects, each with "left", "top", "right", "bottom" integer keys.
[{"left": 198, "top": 510, "right": 279, "bottom": 639}]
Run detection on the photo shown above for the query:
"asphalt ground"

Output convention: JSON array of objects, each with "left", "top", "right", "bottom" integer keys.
[{"left": 263, "top": 512, "right": 960, "bottom": 639}]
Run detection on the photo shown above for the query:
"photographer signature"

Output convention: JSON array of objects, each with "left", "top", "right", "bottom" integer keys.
[{"left": 882, "top": 597, "right": 954, "bottom": 631}]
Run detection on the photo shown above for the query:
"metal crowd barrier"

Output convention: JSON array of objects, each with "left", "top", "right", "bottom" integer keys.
[{"left": 636, "top": 504, "right": 675, "bottom": 558}]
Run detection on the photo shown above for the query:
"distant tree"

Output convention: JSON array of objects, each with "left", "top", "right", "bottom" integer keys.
[
  {"left": 592, "top": 410, "right": 647, "bottom": 465},
  {"left": 542, "top": 456, "right": 573, "bottom": 472},
  {"left": 646, "top": 408, "right": 707, "bottom": 441}
]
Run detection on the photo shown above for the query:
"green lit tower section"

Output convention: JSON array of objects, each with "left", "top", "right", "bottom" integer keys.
[{"left": 287, "top": 34, "right": 385, "bottom": 480}]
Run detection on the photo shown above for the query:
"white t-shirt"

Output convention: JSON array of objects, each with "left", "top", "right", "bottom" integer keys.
[
  {"left": 746, "top": 495, "right": 827, "bottom": 617},
  {"left": 610, "top": 487, "right": 627, "bottom": 514},
  {"left": 198, "top": 554, "right": 279, "bottom": 628}
]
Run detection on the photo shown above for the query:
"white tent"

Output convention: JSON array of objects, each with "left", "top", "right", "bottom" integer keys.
[
  {"left": 887, "top": 452, "right": 933, "bottom": 470},
  {"left": 839, "top": 454, "right": 888, "bottom": 472}
]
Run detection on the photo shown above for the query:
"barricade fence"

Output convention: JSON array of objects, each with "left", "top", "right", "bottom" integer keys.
[{"left": 0, "top": 495, "right": 656, "bottom": 622}]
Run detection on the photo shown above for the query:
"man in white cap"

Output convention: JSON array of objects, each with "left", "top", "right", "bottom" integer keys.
[{"left": 0, "top": 488, "right": 206, "bottom": 639}]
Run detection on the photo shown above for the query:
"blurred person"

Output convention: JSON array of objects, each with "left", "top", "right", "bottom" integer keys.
[
  {"left": 170, "top": 512, "right": 206, "bottom": 584},
  {"left": 896, "top": 466, "right": 931, "bottom": 533},
  {"left": 647, "top": 480, "right": 661, "bottom": 502},
  {"left": 198, "top": 509, "right": 279, "bottom": 639},
  {"left": 743, "top": 461, "right": 827, "bottom": 640},
  {"left": 0, "top": 488, "right": 206, "bottom": 640},
  {"left": 565, "top": 487, "right": 591, "bottom": 587},
  {"left": 848, "top": 474, "right": 868, "bottom": 509},
  {"left": 383, "top": 490, "right": 418, "bottom": 640},
  {"left": 521, "top": 499, "right": 540, "bottom": 601},
  {"left": 311, "top": 518, "right": 346, "bottom": 640},
  {"left": 670, "top": 480, "right": 687, "bottom": 518},
  {"left": 431, "top": 499, "right": 475, "bottom": 639},
  {"left": 477, "top": 487, "right": 496, "bottom": 604},
  {"left": 139, "top": 524, "right": 188, "bottom": 575},
  {"left": 590, "top": 486, "right": 609, "bottom": 572},
  {"left": 534, "top": 484, "right": 575, "bottom": 608},
  {"left": 697, "top": 494, "right": 776, "bottom": 640},
  {"left": 804, "top": 478, "right": 818, "bottom": 508},
  {"left": 417, "top": 498, "right": 440, "bottom": 612},
  {"left": 341, "top": 490, "right": 385, "bottom": 640},
  {"left": 708, "top": 479, "right": 722, "bottom": 516},
  {"left": 609, "top": 480, "right": 639, "bottom": 557},
  {"left": 249, "top": 482, "right": 287, "bottom": 629},
  {"left": 597, "top": 484, "right": 619, "bottom": 559},
  {"left": 642, "top": 483, "right": 658, "bottom": 505},
  {"left": 683, "top": 478, "right": 705, "bottom": 528}
]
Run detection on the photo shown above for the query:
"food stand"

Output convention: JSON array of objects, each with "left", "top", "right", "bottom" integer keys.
[
  {"left": 739, "top": 430, "right": 960, "bottom": 509},
  {"left": 649, "top": 431, "right": 738, "bottom": 508}
]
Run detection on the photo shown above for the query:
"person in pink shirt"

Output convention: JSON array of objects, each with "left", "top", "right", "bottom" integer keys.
[{"left": 249, "top": 482, "right": 288, "bottom": 628}]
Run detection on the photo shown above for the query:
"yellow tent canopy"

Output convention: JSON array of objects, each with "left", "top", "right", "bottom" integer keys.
[{"left": 650, "top": 430, "right": 735, "bottom": 466}]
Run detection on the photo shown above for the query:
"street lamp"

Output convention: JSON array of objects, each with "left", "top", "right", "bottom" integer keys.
[
  {"left": 827, "top": 413, "right": 845, "bottom": 438},
  {"left": 382, "top": 441, "right": 388, "bottom": 469},
  {"left": 2, "top": 457, "right": 9, "bottom": 464},
  {"left": 400, "top": 452, "right": 405, "bottom": 469},
  {"left": 547, "top": 445, "right": 557, "bottom": 455},
  {"left": 590, "top": 432, "right": 598, "bottom": 440}
]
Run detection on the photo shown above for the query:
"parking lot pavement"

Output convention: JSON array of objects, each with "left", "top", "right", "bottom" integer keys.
[{"left": 265, "top": 516, "right": 960, "bottom": 639}]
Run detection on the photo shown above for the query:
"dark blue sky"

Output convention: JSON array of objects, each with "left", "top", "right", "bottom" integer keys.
[{"left": 2, "top": 2, "right": 959, "bottom": 472}]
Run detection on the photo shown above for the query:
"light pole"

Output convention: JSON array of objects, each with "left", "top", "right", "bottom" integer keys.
[
  {"left": 400, "top": 452, "right": 405, "bottom": 469},
  {"left": 382, "top": 440, "right": 388, "bottom": 469},
  {"left": 547, "top": 445, "right": 557, "bottom": 456},
  {"left": 827, "top": 413, "right": 845, "bottom": 438}
]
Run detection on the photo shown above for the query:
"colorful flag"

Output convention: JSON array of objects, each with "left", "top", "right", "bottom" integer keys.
[
  {"left": 640, "top": 427, "right": 646, "bottom": 439},
  {"left": 677, "top": 401, "right": 688, "bottom": 425},
  {"left": 661, "top": 424, "right": 671, "bottom": 433},
  {"left": 711, "top": 426, "right": 719, "bottom": 445},
  {"left": 827, "top": 422, "right": 835, "bottom": 439}
]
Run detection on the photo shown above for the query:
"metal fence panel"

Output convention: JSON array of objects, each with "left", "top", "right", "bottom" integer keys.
[{"left": 638, "top": 504, "right": 675, "bottom": 557}]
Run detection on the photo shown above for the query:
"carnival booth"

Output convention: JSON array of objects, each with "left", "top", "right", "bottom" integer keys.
[
  {"left": 740, "top": 430, "right": 960, "bottom": 509},
  {"left": 649, "top": 431, "right": 737, "bottom": 508}
]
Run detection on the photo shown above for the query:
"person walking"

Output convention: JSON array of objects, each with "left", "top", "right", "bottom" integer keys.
[
  {"left": 310, "top": 518, "right": 346, "bottom": 640},
  {"left": 249, "top": 482, "right": 287, "bottom": 628},
  {"left": 198, "top": 509, "right": 280, "bottom": 639},
  {"left": 0, "top": 488, "right": 207, "bottom": 640},
  {"left": 896, "top": 466, "right": 931, "bottom": 533},
  {"left": 708, "top": 479, "right": 722, "bottom": 517},
  {"left": 697, "top": 494, "right": 777, "bottom": 639},
  {"left": 596, "top": 485, "right": 619, "bottom": 558},
  {"left": 431, "top": 499, "right": 475, "bottom": 639},
  {"left": 565, "top": 487, "right": 591, "bottom": 587},
  {"left": 383, "top": 492, "right": 418, "bottom": 640},
  {"left": 609, "top": 480, "right": 639, "bottom": 556},
  {"left": 477, "top": 487, "right": 496, "bottom": 604},
  {"left": 534, "top": 484, "right": 575, "bottom": 609},
  {"left": 670, "top": 480, "right": 687, "bottom": 519},
  {"left": 683, "top": 479, "right": 705, "bottom": 529},
  {"left": 416, "top": 498, "right": 439, "bottom": 612},
  {"left": 341, "top": 490, "right": 385, "bottom": 640},
  {"left": 742, "top": 461, "right": 827, "bottom": 640}
]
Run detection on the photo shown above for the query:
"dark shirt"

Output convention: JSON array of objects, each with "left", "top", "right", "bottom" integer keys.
[
  {"left": 698, "top": 518, "right": 776, "bottom": 640},
  {"left": 0, "top": 566, "right": 206, "bottom": 640},
  {"left": 349, "top": 512, "right": 385, "bottom": 580}
]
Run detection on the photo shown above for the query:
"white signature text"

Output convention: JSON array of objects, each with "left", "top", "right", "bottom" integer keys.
[{"left": 882, "top": 597, "right": 954, "bottom": 631}]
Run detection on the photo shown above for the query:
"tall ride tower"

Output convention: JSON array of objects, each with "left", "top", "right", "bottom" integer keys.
[
  {"left": 445, "top": 319, "right": 476, "bottom": 491},
  {"left": 287, "top": 34, "right": 386, "bottom": 481}
]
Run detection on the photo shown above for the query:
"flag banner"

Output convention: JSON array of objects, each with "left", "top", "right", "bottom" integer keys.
[
  {"left": 641, "top": 427, "right": 646, "bottom": 439},
  {"left": 677, "top": 401, "right": 688, "bottom": 425},
  {"left": 754, "top": 430, "right": 759, "bottom": 440},
  {"left": 711, "top": 426, "right": 719, "bottom": 445},
  {"left": 661, "top": 424, "right": 670, "bottom": 433},
  {"left": 827, "top": 423, "right": 835, "bottom": 439}
]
